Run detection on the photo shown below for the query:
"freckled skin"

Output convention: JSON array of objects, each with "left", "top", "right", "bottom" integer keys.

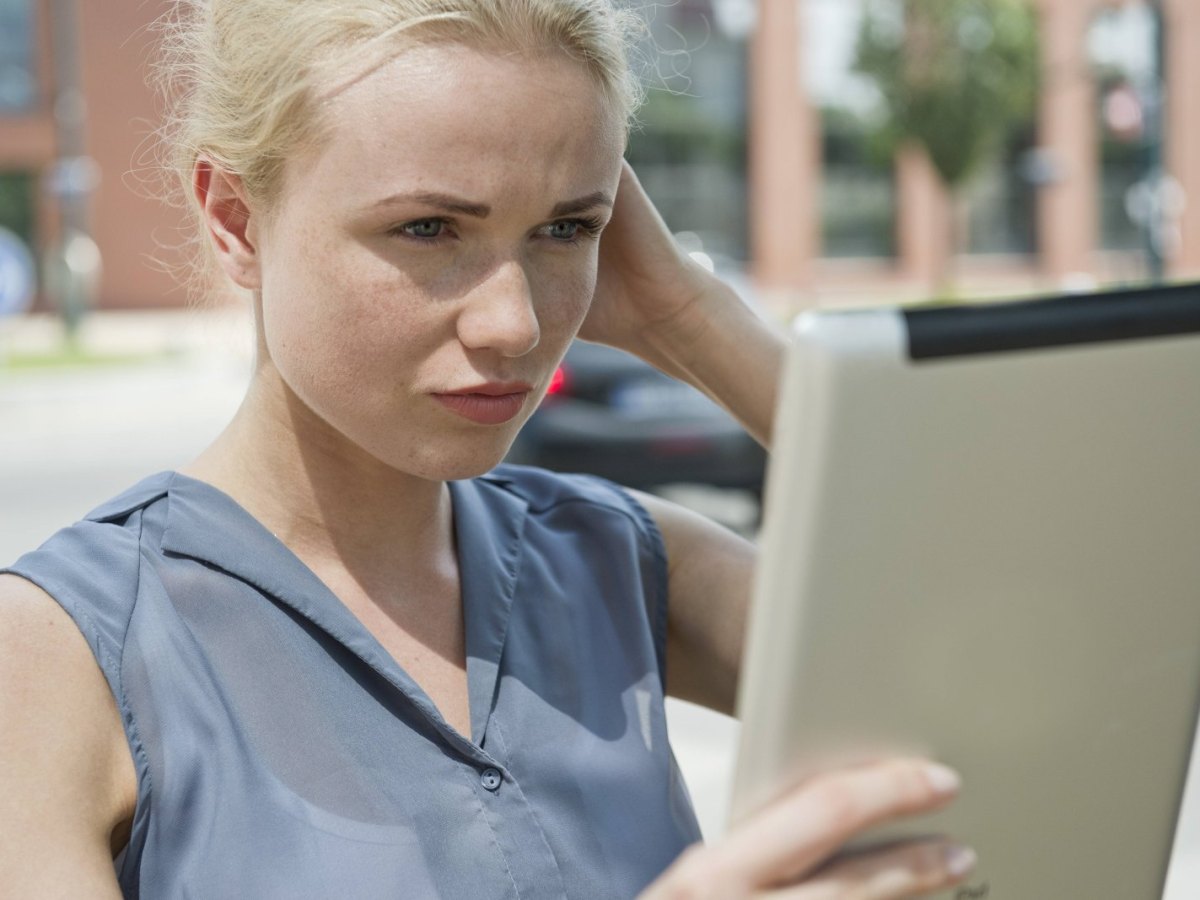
[{"left": 253, "top": 44, "right": 626, "bottom": 481}]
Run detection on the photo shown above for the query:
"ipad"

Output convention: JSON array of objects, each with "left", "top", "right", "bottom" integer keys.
[{"left": 732, "top": 284, "right": 1200, "bottom": 898}]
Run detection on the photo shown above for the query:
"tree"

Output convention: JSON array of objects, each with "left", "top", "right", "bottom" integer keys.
[{"left": 855, "top": 0, "right": 1040, "bottom": 293}]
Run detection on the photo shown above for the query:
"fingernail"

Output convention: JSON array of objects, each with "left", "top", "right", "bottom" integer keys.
[
  {"left": 924, "top": 762, "right": 962, "bottom": 794},
  {"left": 944, "top": 845, "right": 977, "bottom": 878}
]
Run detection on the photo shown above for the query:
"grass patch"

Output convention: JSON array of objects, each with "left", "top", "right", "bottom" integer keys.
[{"left": 1, "top": 345, "right": 173, "bottom": 371}]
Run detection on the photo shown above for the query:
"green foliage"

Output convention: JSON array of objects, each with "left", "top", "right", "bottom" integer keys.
[
  {"left": 2, "top": 348, "right": 169, "bottom": 372},
  {"left": 855, "top": 0, "right": 1040, "bottom": 190}
]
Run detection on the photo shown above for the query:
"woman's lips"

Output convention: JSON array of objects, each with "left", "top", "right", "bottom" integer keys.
[{"left": 432, "top": 390, "right": 530, "bottom": 425}]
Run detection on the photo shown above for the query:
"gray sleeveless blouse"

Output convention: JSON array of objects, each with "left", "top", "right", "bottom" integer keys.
[{"left": 3, "top": 467, "right": 701, "bottom": 898}]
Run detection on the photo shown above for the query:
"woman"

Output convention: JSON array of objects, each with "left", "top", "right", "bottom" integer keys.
[{"left": 0, "top": 1, "right": 974, "bottom": 896}]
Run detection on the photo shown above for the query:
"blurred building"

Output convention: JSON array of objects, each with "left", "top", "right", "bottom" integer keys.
[
  {"left": 753, "top": 0, "right": 1200, "bottom": 306},
  {"left": 0, "top": 0, "right": 182, "bottom": 312},
  {"left": 1, "top": 0, "right": 1199, "bottom": 311}
]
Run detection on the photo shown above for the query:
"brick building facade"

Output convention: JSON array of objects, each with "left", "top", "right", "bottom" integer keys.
[{"left": 1, "top": 0, "right": 183, "bottom": 311}]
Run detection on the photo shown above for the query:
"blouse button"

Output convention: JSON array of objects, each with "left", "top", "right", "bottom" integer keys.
[{"left": 480, "top": 768, "right": 503, "bottom": 791}]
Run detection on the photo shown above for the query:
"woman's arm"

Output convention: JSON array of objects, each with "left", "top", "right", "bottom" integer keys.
[
  {"left": 585, "top": 163, "right": 783, "bottom": 713},
  {"left": 629, "top": 489, "right": 752, "bottom": 716},
  {"left": 0, "top": 574, "right": 135, "bottom": 897},
  {"left": 584, "top": 162, "right": 787, "bottom": 447}
]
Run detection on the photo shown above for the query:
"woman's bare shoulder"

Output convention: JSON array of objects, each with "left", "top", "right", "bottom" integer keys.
[{"left": 0, "top": 573, "right": 134, "bottom": 895}]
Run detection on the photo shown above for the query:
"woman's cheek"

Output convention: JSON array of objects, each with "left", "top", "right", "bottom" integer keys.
[
  {"left": 261, "top": 278, "right": 385, "bottom": 396},
  {"left": 538, "top": 262, "right": 599, "bottom": 334}
]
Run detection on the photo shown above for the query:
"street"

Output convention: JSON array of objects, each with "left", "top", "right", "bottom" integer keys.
[{"left": 1, "top": 310, "right": 1197, "bottom": 894}]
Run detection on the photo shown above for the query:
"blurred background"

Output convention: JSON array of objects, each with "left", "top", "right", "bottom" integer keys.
[
  {"left": 3, "top": 0, "right": 1197, "bottom": 319},
  {"left": 1, "top": 0, "right": 1198, "bottom": 892}
]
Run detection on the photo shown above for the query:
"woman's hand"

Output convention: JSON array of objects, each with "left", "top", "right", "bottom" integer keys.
[
  {"left": 639, "top": 758, "right": 975, "bottom": 899},
  {"left": 585, "top": 162, "right": 787, "bottom": 446},
  {"left": 583, "top": 161, "right": 715, "bottom": 357}
]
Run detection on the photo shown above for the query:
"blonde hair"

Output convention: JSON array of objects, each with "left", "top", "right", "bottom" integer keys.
[{"left": 149, "top": 0, "right": 643, "bottom": 298}]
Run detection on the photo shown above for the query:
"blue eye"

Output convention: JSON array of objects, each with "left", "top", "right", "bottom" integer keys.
[
  {"left": 547, "top": 220, "right": 581, "bottom": 241},
  {"left": 542, "top": 217, "right": 604, "bottom": 244},
  {"left": 400, "top": 219, "right": 444, "bottom": 239}
]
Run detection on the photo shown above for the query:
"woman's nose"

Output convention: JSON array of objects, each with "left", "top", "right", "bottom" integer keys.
[{"left": 456, "top": 261, "right": 540, "bottom": 357}]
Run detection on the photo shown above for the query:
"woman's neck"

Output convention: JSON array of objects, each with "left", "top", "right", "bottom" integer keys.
[{"left": 181, "top": 366, "right": 456, "bottom": 596}]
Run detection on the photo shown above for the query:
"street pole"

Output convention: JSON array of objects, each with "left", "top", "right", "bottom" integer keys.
[{"left": 47, "top": 0, "right": 101, "bottom": 340}]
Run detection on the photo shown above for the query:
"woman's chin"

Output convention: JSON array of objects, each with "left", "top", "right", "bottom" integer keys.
[{"left": 385, "top": 440, "right": 519, "bottom": 484}]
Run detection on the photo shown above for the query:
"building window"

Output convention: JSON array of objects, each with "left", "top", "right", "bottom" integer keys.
[
  {"left": 820, "top": 105, "right": 896, "bottom": 259},
  {"left": 0, "top": 0, "right": 36, "bottom": 113},
  {"left": 964, "top": 124, "right": 1037, "bottom": 256},
  {"left": 627, "top": 0, "right": 750, "bottom": 265},
  {"left": 0, "top": 170, "right": 36, "bottom": 247},
  {"left": 808, "top": 0, "right": 897, "bottom": 259},
  {"left": 1089, "top": 3, "right": 1158, "bottom": 253}
]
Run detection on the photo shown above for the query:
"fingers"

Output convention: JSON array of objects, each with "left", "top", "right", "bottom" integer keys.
[
  {"left": 766, "top": 839, "right": 977, "bottom": 900},
  {"left": 711, "top": 759, "right": 963, "bottom": 890},
  {"left": 638, "top": 758, "right": 968, "bottom": 900}
]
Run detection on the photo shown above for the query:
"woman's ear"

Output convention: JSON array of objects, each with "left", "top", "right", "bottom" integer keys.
[{"left": 193, "top": 158, "right": 262, "bottom": 290}]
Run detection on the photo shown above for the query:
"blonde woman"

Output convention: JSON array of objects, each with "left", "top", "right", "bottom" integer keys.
[{"left": 0, "top": 1, "right": 974, "bottom": 897}]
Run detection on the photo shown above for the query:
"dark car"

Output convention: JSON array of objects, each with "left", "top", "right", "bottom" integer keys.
[{"left": 506, "top": 340, "right": 766, "bottom": 498}]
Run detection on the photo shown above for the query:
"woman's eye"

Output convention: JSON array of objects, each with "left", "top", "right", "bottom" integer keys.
[
  {"left": 546, "top": 220, "right": 581, "bottom": 241},
  {"left": 399, "top": 219, "right": 445, "bottom": 240},
  {"left": 543, "top": 217, "right": 604, "bottom": 243}
]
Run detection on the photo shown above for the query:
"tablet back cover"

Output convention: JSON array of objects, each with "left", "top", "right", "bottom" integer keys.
[{"left": 733, "top": 290, "right": 1200, "bottom": 899}]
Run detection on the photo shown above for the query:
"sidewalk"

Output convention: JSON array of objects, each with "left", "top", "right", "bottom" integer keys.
[{"left": 0, "top": 304, "right": 255, "bottom": 359}]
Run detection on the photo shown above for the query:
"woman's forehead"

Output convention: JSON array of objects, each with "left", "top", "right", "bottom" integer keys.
[
  {"left": 291, "top": 42, "right": 625, "bottom": 206},
  {"left": 332, "top": 42, "right": 612, "bottom": 127}
]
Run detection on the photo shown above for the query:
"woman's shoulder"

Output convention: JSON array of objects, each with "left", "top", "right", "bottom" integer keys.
[
  {"left": 7, "top": 470, "right": 172, "bottom": 564},
  {"left": 0, "top": 472, "right": 176, "bottom": 875},
  {"left": 0, "top": 572, "right": 137, "bottom": 895},
  {"left": 1, "top": 471, "right": 175, "bottom": 677}
]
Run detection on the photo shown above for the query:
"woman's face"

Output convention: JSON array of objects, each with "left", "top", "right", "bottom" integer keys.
[{"left": 251, "top": 42, "right": 626, "bottom": 481}]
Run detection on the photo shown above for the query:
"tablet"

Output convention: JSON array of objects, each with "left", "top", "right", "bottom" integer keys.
[{"left": 731, "top": 283, "right": 1200, "bottom": 899}]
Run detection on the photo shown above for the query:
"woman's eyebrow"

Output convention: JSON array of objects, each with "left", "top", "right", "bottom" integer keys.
[
  {"left": 371, "top": 191, "right": 491, "bottom": 218},
  {"left": 549, "top": 192, "right": 613, "bottom": 217},
  {"left": 368, "top": 189, "right": 613, "bottom": 219}
]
